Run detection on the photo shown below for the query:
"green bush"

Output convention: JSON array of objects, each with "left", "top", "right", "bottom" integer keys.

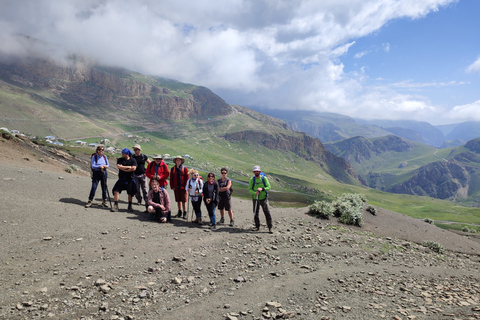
[
  {"left": 338, "top": 205, "right": 363, "bottom": 227},
  {"left": 422, "top": 240, "right": 444, "bottom": 254},
  {"left": 337, "top": 193, "right": 366, "bottom": 208},
  {"left": 65, "top": 164, "right": 80, "bottom": 173},
  {"left": 366, "top": 205, "right": 377, "bottom": 215},
  {"left": 333, "top": 200, "right": 352, "bottom": 218},
  {"left": 308, "top": 200, "right": 333, "bottom": 219},
  {"left": 424, "top": 218, "right": 434, "bottom": 224}
]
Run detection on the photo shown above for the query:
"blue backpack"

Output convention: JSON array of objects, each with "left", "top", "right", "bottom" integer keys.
[{"left": 252, "top": 172, "right": 268, "bottom": 197}]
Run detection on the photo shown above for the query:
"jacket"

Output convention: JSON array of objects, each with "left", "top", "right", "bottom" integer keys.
[
  {"left": 170, "top": 165, "right": 189, "bottom": 190},
  {"left": 145, "top": 160, "right": 169, "bottom": 187},
  {"left": 248, "top": 175, "right": 271, "bottom": 200},
  {"left": 202, "top": 181, "right": 219, "bottom": 206}
]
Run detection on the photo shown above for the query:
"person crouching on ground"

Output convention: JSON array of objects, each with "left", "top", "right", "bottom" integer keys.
[
  {"left": 111, "top": 148, "right": 137, "bottom": 212},
  {"left": 147, "top": 179, "right": 171, "bottom": 222},
  {"left": 186, "top": 169, "right": 204, "bottom": 224},
  {"left": 249, "top": 165, "right": 272, "bottom": 233},
  {"left": 218, "top": 167, "right": 234, "bottom": 226},
  {"left": 170, "top": 156, "right": 189, "bottom": 219},
  {"left": 86, "top": 145, "right": 109, "bottom": 208},
  {"left": 132, "top": 144, "right": 151, "bottom": 211},
  {"left": 202, "top": 172, "right": 219, "bottom": 229}
]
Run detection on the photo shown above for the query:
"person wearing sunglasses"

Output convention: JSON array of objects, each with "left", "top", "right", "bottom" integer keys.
[
  {"left": 202, "top": 172, "right": 219, "bottom": 229},
  {"left": 217, "top": 168, "right": 234, "bottom": 226},
  {"left": 186, "top": 169, "right": 204, "bottom": 224},
  {"left": 86, "top": 145, "right": 109, "bottom": 208}
]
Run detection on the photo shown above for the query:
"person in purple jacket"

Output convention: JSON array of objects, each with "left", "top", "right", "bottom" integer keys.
[{"left": 86, "top": 145, "right": 109, "bottom": 208}]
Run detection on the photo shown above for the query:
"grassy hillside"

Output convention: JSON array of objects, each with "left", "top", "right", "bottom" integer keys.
[{"left": 1, "top": 69, "right": 479, "bottom": 232}]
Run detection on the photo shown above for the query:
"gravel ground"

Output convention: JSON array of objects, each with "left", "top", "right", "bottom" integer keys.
[{"left": 0, "top": 136, "right": 479, "bottom": 320}]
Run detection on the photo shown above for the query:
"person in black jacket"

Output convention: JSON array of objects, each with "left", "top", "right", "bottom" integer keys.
[
  {"left": 132, "top": 144, "right": 151, "bottom": 211},
  {"left": 202, "top": 172, "right": 219, "bottom": 229}
]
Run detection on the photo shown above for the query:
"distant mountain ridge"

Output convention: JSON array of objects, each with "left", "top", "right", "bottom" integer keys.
[{"left": 249, "top": 107, "right": 480, "bottom": 148}]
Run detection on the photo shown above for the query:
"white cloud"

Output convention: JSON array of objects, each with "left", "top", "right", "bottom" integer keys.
[
  {"left": 466, "top": 56, "right": 480, "bottom": 73},
  {"left": 447, "top": 100, "right": 480, "bottom": 122},
  {"left": 0, "top": 0, "right": 470, "bottom": 124}
]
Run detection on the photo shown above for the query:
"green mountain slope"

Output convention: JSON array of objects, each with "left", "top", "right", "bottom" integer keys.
[{"left": 1, "top": 56, "right": 479, "bottom": 229}]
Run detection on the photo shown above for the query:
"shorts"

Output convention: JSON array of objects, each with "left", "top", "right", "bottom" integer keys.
[
  {"left": 173, "top": 188, "right": 187, "bottom": 202},
  {"left": 113, "top": 179, "right": 137, "bottom": 196},
  {"left": 218, "top": 197, "right": 231, "bottom": 211}
]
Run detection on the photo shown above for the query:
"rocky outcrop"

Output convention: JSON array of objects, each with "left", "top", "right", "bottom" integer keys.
[
  {"left": 325, "top": 135, "right": 414, "bottom": 164},
  {"left": 388, "top": 160, "right": 477, "bottom": 200},
  {"left": 0, "top": 59, "right": 231, "bottom": 120},
  {"left": 225, "top": 130, "right": 358, "bottom": 183}
]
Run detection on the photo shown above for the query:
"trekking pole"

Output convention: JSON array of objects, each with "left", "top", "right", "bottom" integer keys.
[
  {"left": 254, "top": 194, "right": 259, "bottom": 216},
  {"left": 187, "top": 194, "right": 190, "bottom": 221},
  {"left": 103, "top": 170, "right": 112, "bottom": 209}
]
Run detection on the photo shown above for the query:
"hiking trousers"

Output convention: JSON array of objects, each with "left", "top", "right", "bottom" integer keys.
[
  {"left": 88, "top": 170, "right": 108, "bottom": 201},
  {"left": 253, "top": 198, "right": 272, "bottom": 229},
  {"left": 133, "top": 173, "right": 148, "bottom": 204}
]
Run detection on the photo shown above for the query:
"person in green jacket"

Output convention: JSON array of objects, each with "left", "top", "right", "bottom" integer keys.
[{"left": 248, "top": 165, "right": 272, "bottom": 233}]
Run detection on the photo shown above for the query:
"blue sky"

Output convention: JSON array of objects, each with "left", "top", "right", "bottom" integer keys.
[{"left": 0, "top": 0, "right": 479, "bottom": 125}]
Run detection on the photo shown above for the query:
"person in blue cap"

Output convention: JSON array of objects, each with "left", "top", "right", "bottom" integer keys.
[{"left": 111, "top": 148, "right": 137, "bottom": 212}]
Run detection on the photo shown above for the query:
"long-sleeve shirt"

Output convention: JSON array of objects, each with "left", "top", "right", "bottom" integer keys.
[
  {"left": 147, "top": 188, "right": 171, "bottom": 212},
  {"left": 91, "top": 153, "right": 109, "bottom": 171},
  {"left": 248, "top": 175, "right": 271, "bottom": 200}
]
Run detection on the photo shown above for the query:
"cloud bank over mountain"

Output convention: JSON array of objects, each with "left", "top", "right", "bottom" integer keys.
[{"left": 1, "top": 0, "right": 479, "bottom": 125}]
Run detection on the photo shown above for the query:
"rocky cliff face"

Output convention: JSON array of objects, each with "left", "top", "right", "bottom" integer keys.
[
  {"left": 225, "top": 130, "right": 358, "bottom": 183},
  {"left": 325, "top": 135, "right": 414, "bottom": 164},
  {"left": 388, "top": 160, "right": 478, "bottom": 200},
  {"left": 0, "top": 58, "right": 231, "bottom": 120}
]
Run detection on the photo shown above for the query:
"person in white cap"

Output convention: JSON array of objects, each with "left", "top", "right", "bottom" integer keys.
[{"left": 248, "top": 165, "right": 272, "bottom": 233}]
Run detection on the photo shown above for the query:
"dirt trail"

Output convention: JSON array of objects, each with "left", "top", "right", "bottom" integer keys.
[{"left": 0, "top": 136, "right": 479, "bottom": 320}]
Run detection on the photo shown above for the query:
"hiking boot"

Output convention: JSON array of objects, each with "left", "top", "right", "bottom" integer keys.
[
  {"left": 210, "top": 224, "right": 216, "bottom": 229},
  {"left": 127, "top": 204, "right": 133, "bottom": 212},
  {"left": 182, "top": 211, "right": 187, "bottom": 219},
  {"left": 85, "top": 200, "right": 92, "bottom": 208},
  {"left": 176, "top": 210, "right": 182, "bottom": 218},
  {"left": 111, "top": 204, "right": 119, "bottom": 212},
  {"left": 229, "top": 220, "right": 234, "bottom": 227},
  {"left": 219, "top": 217, "right": 225, "bottom": 224},
  {"left": 101, "top": 200, "right": 108, "bottom": 207},
  {"left": 137, "top": 201, "right": 142, "bottom": 206},
  {"left": 268, "top": 228, "right": 273, "bottom": 234}
]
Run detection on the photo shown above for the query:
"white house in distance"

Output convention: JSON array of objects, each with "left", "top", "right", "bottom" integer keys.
[
  {"left": 75, "top": 140, "right": 87, "bottom": 145},
  {"left": 45, "top": 135, "right": 56, "bottom": 140}
]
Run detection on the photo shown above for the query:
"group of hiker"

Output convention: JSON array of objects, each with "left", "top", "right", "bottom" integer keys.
[{"left": 86, "top": 144, "right": 273, "bottom": 232}]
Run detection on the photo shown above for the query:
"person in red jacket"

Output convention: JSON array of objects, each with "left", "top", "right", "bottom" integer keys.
[
  {"left": 145, "top": 154, "right": 169, "bottom": 188},
  {"left": 170, "top": 155, "right": 189, "bottom": 219}
]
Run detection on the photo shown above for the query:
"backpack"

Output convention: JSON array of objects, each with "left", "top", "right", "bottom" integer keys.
[
  {"left": 188, "top": 176, "right": 203, "bottom": 191},
  {"left": 252, "top": 172, "right": 267, "bottom": 197},
  {"left": 91, "top": 153, "right": 107, "bottom": 171}
]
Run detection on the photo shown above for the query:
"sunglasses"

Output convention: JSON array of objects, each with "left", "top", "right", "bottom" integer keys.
[
  {"left": 208, "top": 175, "right": 214, "bottom": 178},
  {"left": 193, "top": 174, "right": 198, "bottom": 176},
  {"left": 97, "top": 149, "right": 104, "bottom": 151},
  {"left": 221, "top": 172, "right": 227, "bottom": 174}
]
